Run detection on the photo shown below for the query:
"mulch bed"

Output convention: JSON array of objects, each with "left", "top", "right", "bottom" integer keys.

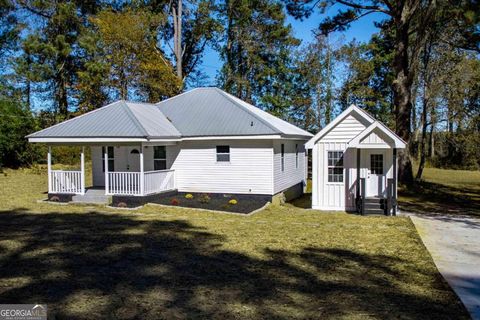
[{"left": 113, "top": 192, "right": 270, "bottom": 214}]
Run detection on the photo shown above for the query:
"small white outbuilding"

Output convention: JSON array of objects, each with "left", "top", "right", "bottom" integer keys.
[{"left": 305, "top": 105, "right": 406, "bottom": 215}]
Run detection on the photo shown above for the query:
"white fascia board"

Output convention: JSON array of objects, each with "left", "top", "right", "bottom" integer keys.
[
  {"left": 181, "top": 135, "right": 283, "bottom": 141},
  {"left": 305, "top": 104, "right": 375, "bottom": 149},
  {"left": 348, "top": 122, "right": 406, "bottom": 149}
]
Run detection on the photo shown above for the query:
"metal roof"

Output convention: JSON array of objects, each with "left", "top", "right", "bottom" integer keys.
[
  {"left": 156, "top": 87, "right": 313, "bottom": 138},
  {"left": 27, "top": 101, "right": 181, "bottom": 139},
  {"left": 28, "top": 87, "right": 312, "bottom": 140}
]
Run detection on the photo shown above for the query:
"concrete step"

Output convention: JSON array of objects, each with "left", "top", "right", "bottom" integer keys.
[{"left": 72, "top": 194, "right": 109, "bottom": 204}]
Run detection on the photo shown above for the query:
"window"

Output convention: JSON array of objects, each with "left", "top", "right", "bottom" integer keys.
[
  {"left": 281, "top": 144, "right": 285, "bottom": 171},
  {"left": 154, "top": 146, "right": 166, "bottom": 170},
  {"left": 370, "top": 154, "right": 384, "bottom": 174},
  {"left": 327, "top": 151, "right": 343, "bottom": 182},
  {"left": 102, "top": 146, "right": 114, "bottom": 172},
  {"left": 216, "top": 146, "right": 230, "bottom": 162},
  {"left": 295, "top": 144, "right": 298, "bottom": 169}
]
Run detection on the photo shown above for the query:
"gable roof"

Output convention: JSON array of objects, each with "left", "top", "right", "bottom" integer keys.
[
  {"left": 348, "top": 122, "right": 406, "bottom": 148},
  {"left": 156, "top": 87, "right": 312, "bottom": 138},
  {"left": 305, "top": 104, "right": 406, "bottom": 149},
  {"left": 27, "top": 101, "right": 181, "bottom": 139}
]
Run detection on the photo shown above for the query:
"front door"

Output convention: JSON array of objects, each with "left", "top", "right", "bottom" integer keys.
[
  {"left": 127, "top": 148, "right": 140, "bottom": 172},
  {"left": 367, "top": 151, "right": 386, "bottom": 197}
]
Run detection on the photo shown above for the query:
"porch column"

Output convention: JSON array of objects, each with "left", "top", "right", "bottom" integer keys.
[
  {"left": 80, "top": 147, "right": 85, "bottom": 195},
  {"left": 140, "top": 144, "right": 144, "bottom": 196},
  {"left": 392, "top": 148, "right": 397, "bottom": 216},
  {"left": 104, "top": 147, "right": 109, "bottom": 195},
  {"left": 47, "top": 146, "right": 52, "bottom": 193},
  {"left": 356, "top": 148, "right": 361, "bottom": 199}
]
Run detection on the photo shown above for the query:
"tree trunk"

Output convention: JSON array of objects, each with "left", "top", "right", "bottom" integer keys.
[
  {"left": 172, "top": 0, "right": 183, "bottom": 81},
  {"left": 392, "top": 21, "right": 414, "bottom": 185},
  {"left": 55, "top": 71, "right": 69, "bottom": 120},
  {"left": 415, "top": 95, "right": 428, "bottom": 181}
]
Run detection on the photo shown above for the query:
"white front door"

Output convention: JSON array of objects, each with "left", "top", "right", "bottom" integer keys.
[
  {"left": 366, "top": 151, "right": 386, "bottom": 197},
  {"left": 127, "top": 147, "right": 140, "bottom": 172}
]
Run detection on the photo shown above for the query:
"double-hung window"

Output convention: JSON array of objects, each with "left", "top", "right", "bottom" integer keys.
[
  {"left": 295, "top": 144, "right": 299, "bottom": 169},
  {"left": 154, "top": 146, "right": 167, "bottom": 170},
  {"left": 327, "top": 151, "right": 344, "bottom": 183},
  {"left": 216, "top": 146, "right": 230, "bottom": 162},
  {"left": 102, "top": 146, "right": 114, "bottom": 172}
]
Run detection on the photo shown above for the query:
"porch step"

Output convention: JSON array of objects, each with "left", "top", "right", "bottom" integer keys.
[
  {"left": 72, "top": 189, "right": 110, "bottom": 204},
  {"left": 363, "top": 197, "right": 386, "bottom": 215}
]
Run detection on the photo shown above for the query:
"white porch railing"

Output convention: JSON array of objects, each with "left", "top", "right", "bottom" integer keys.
[
  {"left": 144, "top": 169, "right": 175, "bottom": 195},
  {"left": 107, "top": 172, "right": 141, "bottom": 195},
  {"left": 50, "top": 170, "right": 83, "bottom": 194},
  {"left": 106, "top": 169, "right": 175, "bottom": 196}
]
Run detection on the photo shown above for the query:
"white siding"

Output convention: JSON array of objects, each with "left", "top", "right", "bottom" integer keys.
[
  {"left": 273, "top": 140, "right": 306, "bottom": 194},
  {"left": 322, "top": 114, "right": 369, "bottom": 142},
  {"left": 171, "top": 140, "right": 274, "bottom": 195}
]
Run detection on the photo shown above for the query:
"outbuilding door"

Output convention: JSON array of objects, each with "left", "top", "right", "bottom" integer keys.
[{"left": 364, "top": 150, "right": 386, "bottom": 197}]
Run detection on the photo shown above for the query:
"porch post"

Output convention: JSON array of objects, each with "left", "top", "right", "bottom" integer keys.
[
  {"left": 356, "top": 148, "right": 361, "bottom": 199},
  {"left": 104, "top": 147, "right": 109, "bottom": 195},
  {"left": 140, "top": 144, "right": 144, "bottom": 196},
  {"left": 47, "top": 146, "right": 52, "bottom": 193},
  {"left": 80, "top": 146, "right": 85, "bottom": 195},
  {"left": 392, "top": 148, "right": 397, "bottom": 216}
]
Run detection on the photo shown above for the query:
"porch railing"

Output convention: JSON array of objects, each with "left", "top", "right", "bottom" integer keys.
[
  {"left": 107, "top": 172, "right": 141, "bottom": 196},
  {"left": 144, "top": 169, "right": 175, "bottom": 195},
  {"left": 106, "top": 169, "right": 175, "bottom": 196},
  {"left": 50, "top": 170, "right": 83, "bottom": 194}
]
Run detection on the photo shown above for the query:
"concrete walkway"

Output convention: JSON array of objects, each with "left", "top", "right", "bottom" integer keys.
[{"left": 410, "top": 214, "right": 480, "bottom": 319}]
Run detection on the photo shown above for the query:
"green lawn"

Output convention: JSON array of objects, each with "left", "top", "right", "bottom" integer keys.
[
  {"left": 0, "top": 167, "right": 469, "bottom": 319},
  {"left": 399, "top": 167, "right": 480, "bottom": 216}
]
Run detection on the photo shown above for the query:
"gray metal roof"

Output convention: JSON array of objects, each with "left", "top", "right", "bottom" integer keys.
[
  {"left": 28, "top": 87, "right": 312, "bottom": 140},
  {"left": 27, "top": 101, "right": 181, "bottom": 138},
  {"left": 156, "top": 87, "right": 313, "bottom": 138}
]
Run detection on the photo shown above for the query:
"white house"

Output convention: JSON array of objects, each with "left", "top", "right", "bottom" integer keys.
[
  {"left": 305, "top": 105, "right": 406, "bottom": 215},
  {"left": 27, "top": 87, "right": 312, "bottom": 205}
]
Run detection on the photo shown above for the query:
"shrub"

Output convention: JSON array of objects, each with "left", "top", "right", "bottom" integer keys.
[
  {"left": 117, "top": 202, "right": 128, "bottom": 208},
  {"left": 198, "top": 194, "right": 211, "bottom": 204},
  {"left": 171, "top": 198, "right": 179, "bottom": 206},
  {"left": 228, "top": 199, "right": 238, "bottom": 205},
  {"left": 185, "top": 193, "right": 194, "bottom": 199}
]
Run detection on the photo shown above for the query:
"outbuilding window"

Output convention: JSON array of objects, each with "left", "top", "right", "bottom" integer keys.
[
  {"left": 216, "top": 146, "right": 230, "bottom": 162},
  {"left": 295, "top": 144, "right": 299, "bottom": 169},
  {"left": 154, "top": 146, "right": 167, "bottom": 170},
  {"left": 281, "top": 144, "right": 285, "bottom": 171},
  {"left": 327, "top": 151, "right": 343, "bottom": 183}
]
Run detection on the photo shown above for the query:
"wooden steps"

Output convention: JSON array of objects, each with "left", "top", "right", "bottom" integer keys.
[{"left": 363, "top": 197, "right": 386, "bottom": 215}]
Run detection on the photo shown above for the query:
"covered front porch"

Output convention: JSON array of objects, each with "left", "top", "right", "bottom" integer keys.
[{"left": 47, "top": 144, "right": 176, "bottom": 198}]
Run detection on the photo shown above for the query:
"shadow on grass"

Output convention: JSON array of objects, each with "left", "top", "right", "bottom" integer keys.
[
  {"left": 288, "top": 193, "right": 312, "bottom": 209},
  {"left": 0, "top": 209, "right": 469, "bottom": 319},
  {"left": 399, "top": 180, "right": 480, "bottom": 217}
]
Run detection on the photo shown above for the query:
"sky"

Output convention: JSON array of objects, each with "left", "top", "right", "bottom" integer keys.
[{"left": 197, "top": 7, "right": 388, "bottom": 86}]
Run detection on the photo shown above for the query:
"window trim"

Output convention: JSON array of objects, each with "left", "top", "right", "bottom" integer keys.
[
  {"left": 281, "top": 143, "right": 285, "bottom": 172},
  {"left": 216, "top": 145, "right": 230, "bottom": 163},
  {"left": 327, "top": 151, "right": 344, "bottom": 183},
  {"left": 153, "top": 146, "right": 167, "bottom": 171},
  {"left": 102, "top": 146, "right": 114, "bottom": 172}
]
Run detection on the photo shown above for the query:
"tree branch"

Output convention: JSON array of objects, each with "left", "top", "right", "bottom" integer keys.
[{"left": 335, "top": 0, "right": 390, "bottom": 14}]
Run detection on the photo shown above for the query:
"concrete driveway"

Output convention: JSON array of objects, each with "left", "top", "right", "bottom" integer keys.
[{"left": 409, "top": 214, "right": 480, "bottom": 319}]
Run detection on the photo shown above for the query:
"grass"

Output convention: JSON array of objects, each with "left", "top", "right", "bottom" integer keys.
[
  {"left": 399, "top": 167, "right": 480, "bottom": 216},
  {"left": 0, "top": 166, "right": 470, "bottom": 319}
]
